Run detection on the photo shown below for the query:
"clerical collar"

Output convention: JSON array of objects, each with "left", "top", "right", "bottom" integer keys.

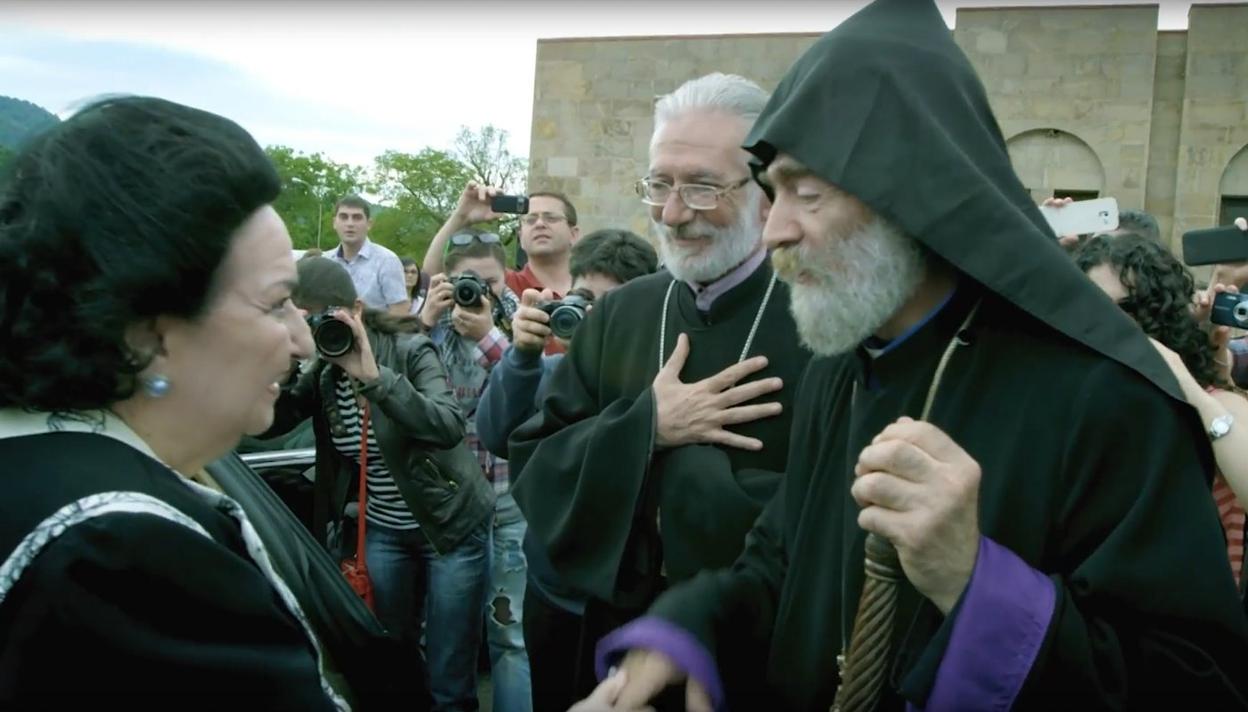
[
  {"left": 857, "top": 281, "right": 983, "bottom": 391},
  {"left": 685, "top": 247, "right": 767, "bottom": 312},
  {"left": 862, "top": 286, "right": 959, "bottom": 359}
]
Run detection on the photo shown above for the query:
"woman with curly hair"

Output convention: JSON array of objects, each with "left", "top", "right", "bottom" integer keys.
[
  {"left": 0, "top": 97, "right": 343, "bottom": 706},
  {"left": 1076, "top": 234, "right": 1247, "bottom": 593}
]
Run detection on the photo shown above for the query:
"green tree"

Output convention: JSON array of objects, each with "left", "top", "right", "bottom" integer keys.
[
  {"left": 265, "top": 146, "right": 365, "bottom": 251},
  {"left": 369, "top": 148, "right": 475, "bottom": 260},
  {"left": 0, "top": 144, "right": 14, "bottom": 175},
  {"left": 367, "top": 207, "right": 427, "bottom": 261},
  {"left": 0, "top": 96, "right": 59, "bottom": 151},
  {"left": 452, "top": 124, "right": 528, "bottom": 192}
]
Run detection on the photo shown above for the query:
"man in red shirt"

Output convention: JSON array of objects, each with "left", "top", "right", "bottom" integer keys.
[{"left": 425, "top": 183, "right": 580, "bottom": 354}]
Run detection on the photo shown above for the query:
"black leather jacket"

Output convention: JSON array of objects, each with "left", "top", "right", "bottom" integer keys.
[{"left": 270, "top": 327, "right": 494, "bottom": 553}]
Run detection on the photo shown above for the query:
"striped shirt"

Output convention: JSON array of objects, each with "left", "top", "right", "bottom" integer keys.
[
  {"left": 1207, "top": 388, "right": 1244, "bottom": 588},
  {"left": 1214, "top": 473, "right": 1244, "bottom": 589},
  {"left": 331, "top": 374, "right": 419, "bottom": 530}
]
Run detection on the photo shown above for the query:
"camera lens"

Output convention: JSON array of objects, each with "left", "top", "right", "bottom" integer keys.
[
  {"left": 548, "top": 304, "right": 585, "bottom": 339},
  {"left": 1234, "top": 300, "right": 1248, "bottom": 327},
  {"left": 314, "top": 318, "right": 354, "bottom": 358},
  {"left": 454, "top": 279, "right": 483, "bottom": 307}
]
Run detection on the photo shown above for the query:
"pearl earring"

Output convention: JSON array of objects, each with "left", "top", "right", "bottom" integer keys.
[{"left": 141, "top": 374, "right": 172, "bottom": 398}]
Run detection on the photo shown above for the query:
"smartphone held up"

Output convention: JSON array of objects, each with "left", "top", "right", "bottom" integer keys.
[
  {"left": 491, "top": 194, "right": 530, "bottom": 215},
  {"left": 1182, "top": 223, "right": 1248, "bottom": 267},
  {"left": 1039, "top": 197, "right": 1119, "bottom": 237}
]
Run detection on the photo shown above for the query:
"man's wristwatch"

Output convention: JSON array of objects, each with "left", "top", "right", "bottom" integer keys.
[{"left": 1209, "top": 413, "right": 1235, "bottom": 441}]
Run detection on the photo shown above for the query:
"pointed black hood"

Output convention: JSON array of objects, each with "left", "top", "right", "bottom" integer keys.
[{"left": 745, "top": 0, "right": 1182, "bottom": 401}]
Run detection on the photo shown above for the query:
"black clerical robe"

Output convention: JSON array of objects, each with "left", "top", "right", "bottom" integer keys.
[
  {"left": 601, "top": 288, "right": 1248, "bottom": 709},
  {"left": 510, "top": 258, "right": 811, "bottom": 610},
  {"left": 0, "top": 426, "right": 338, "bottom": 708},
  {"left": 598, "top": 0, "right": 1248, "bottom": 706}
]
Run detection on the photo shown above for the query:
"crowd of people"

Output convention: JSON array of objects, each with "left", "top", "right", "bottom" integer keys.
[{"left": 1, "top": 0, "right": 1247, "bottom": 709}]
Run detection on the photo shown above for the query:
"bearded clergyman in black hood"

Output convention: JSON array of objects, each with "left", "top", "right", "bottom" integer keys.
[{"left": 580, "top": 0, "right": 1248, "bottom": 709}]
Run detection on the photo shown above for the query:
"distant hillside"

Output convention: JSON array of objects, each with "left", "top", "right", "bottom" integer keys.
[{"left": 0, "top": 97, "right": 59, "bottom": 150}]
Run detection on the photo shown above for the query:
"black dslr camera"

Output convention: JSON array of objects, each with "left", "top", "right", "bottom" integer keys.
[
  {"left": 306, "top": 309, "right": 354, "bottom": 358},
  {"left": 1211, "top": 292, "right": 1248, "bottom": 329},
  {"left": 538, "top": 294, "right": 591, "bottom": 339},
  {"left": 452, "top": 271, "right": 491, "bottom": 307}
]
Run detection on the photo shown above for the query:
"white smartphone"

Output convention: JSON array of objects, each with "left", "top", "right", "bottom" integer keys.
[{"left": 1039, "top": 197, "right": 1119, "bottom": 237}]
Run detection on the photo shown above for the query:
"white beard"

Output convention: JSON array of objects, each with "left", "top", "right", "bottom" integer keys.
[
  {"left": 652, "top": 191, "right": 763, "bottom": 284},
  {"left": 773, "top": 217, "right": 926, "bottom": 357}
]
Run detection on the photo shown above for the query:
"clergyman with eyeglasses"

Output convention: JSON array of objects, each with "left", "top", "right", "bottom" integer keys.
[
  {"left": 424, "top": 184, "right": 581, "bottom": 356},
  {"left": 507, "top": 73, "right": 813, "bottom": 708}
]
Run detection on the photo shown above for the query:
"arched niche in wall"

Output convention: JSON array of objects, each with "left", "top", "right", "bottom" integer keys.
[
  {"left": 1006, "top": 128, "right": 1105, "bottom": 200},
  {"left": 1219, "top": 143, "right": 1248, "bottom": 225}
]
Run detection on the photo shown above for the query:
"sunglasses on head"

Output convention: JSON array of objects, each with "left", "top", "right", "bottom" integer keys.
[{"left": 444, "top": 232, "right": 502, "bottom": 256}]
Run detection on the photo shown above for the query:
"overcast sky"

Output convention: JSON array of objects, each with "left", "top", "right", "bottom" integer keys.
[{"left": 0, "top": 1, "right": 1226, "bottom": 169}]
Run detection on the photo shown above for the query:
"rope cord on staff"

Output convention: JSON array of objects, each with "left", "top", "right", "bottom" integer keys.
[{"left": 832, "top": 301, "right": 980, "bottom": 712}]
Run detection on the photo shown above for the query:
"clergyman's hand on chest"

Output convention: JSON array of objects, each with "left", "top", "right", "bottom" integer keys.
[
  {"left": 850, "top": 416, "right": 982, "bottom": 614},
  {"left": 652, "top": 333, "right": 784, "bottom": 451}
]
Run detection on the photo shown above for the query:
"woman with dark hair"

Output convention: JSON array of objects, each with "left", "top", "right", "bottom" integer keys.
[
  {"left": 401, "top": 256, "right": 429, "bottom": 315},
  {"left": 0, "top": 97, "right": 341, "bottom": 706},
  {"left": 1076, "top": 234, "right": 1248, "bottom": 593},
  {"left": 270, "top": 256, "right": 495, "bottom": 712}
]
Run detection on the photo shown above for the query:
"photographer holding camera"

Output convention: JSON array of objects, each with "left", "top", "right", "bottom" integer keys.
[
  {"left": 269, "top": 257, "right": 495, "bottom": 711},
  {"left": 419, "top": 230, "right": 530, "bottom": 712},
  {"left": 1193, "top": 217, "right": 1248, "bottom": 390},
  {"left": 424, "top": 183, "right": 582, "bottom": 357}
]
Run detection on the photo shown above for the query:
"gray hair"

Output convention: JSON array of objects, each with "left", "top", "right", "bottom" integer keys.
[{"left": 652, "top": 73, "right": 768, "bottom": 146}]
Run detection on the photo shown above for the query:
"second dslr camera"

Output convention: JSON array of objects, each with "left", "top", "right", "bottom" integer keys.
[
  {"left": 306, "top": 309, "right": 354, "bottom": 358},
  {"left": 452, "top": 271, "right": 492, "bottom": 307},
  {"left": 538, "top": 294, "right": 590, "bottom": 339}
]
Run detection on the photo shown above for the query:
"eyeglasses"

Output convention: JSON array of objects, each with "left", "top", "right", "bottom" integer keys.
[
  {"left": 449, "top": 232, "right": 501, "bottom": 247},
  {"left": 635, "top": 176, "right": 751, "bottom": 211},
  {"left": 444, "top": 232, "right": 501, "bottom": 256},
  {"left": 521, "top": 212, "right": 568, "bottom": 227}
]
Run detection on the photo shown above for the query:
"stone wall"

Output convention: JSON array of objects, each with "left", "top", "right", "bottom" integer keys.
[
  {"left": 1173, "top": 4, "right": 1248, "bottom": 243},
  {"left": 1143, "top": 31, "right": 1189, "bottom": 246},
  {"left": 956, "top": 5, "right": 1160, "bottom": 220},
  {"left": 529, "top": 4, "right": 1248, "bottom": 247},
  {"left": 530, "top": 33, "right": 817, "bottom": 237}
]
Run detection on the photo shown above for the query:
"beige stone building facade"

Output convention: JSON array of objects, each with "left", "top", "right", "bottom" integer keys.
[{"left": 528, "top": 4, "right": 1248, "bottom": 250}]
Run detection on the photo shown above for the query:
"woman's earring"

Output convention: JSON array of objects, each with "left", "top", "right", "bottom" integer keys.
[{"left": 141, "top": 374, "right": 172, "bottom": 398}]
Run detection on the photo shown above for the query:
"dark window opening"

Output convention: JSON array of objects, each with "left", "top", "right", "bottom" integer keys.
[{"left": 1220, "top": 196, "right": 1248, "bottom": 226}]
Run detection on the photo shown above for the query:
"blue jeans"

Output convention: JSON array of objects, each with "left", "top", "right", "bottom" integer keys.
[
  {"left": 366, "top": 520, "right": 490, "bottom": 712},
  {"left": 487, "top": 493, "right": 532, "bottom": 712}
]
